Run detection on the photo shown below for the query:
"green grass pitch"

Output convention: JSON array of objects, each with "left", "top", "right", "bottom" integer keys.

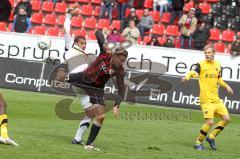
[{"left": 0, "top": 88, "right": 240, "bottom": 159}]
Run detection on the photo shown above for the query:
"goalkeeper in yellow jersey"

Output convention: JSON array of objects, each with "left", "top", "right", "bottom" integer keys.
[
  {"left": 181, "top": 44, "right": 233, "bottom": 150},
  {"left": 0, "top": 91, "right": 18, "bottom": 146}
]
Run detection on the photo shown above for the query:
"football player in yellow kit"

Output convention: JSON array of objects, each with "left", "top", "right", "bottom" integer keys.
[
  {"left": 182, "top": 44, "right": 233, "bottom": 150},
  {"left": 0, "top": 91, "right": 18, "bottom": 146}
]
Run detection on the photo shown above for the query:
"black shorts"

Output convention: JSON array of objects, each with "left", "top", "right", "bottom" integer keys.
[{"left": 69, "top": 72, "right": 105, "bottom": 105}]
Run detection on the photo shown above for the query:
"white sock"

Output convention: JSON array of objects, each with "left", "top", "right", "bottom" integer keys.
[{"left": 74, "top": 116, "right": 92, "bottom": 142}]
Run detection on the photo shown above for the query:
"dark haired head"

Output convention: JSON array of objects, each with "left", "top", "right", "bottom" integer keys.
[{"left": 74, "top": 36, "right": 86, "bottom": 43}]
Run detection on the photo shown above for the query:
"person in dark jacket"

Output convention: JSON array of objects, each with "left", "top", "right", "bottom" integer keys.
[
  {"left": 123, "top": 8, "right": 139, "bottom": 29},
  {"left": 12, "top": 7, "right": 31, "bottom": 33},
  {"left": 14, "top": 0, "right": 32, "bottom": 18},
  {"left": 0, "top": 0, "right": 11, "bottom": 22},
  {"left": 163, "top": 36, "right": 175, "bottom": 48},
  {"left": 231, "top": 36, "right": 240, "bottom": 56},
  {"left": 192, "top": 22, "right": 210, "bottom": 50},
  {"left": 194, "top": 3, "right": 203, "bottom": 24},
  {"left": 169, "top": 0, "right": 187, "bottom": 24},
  {"left": 147, "top": 36, "right": 161, "bottom": 46}
]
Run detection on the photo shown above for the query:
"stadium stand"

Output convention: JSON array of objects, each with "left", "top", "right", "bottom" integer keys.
[{"left": 3, "top": 0, "right": 239, "bottom": 54}]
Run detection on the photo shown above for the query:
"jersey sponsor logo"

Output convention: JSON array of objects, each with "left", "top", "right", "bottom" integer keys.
[
  {"left": 99, "top": 61, "right": 108, "bottom": 73},
  {"left": 204, "top": 74, "right": 218, "bottom": 78}
]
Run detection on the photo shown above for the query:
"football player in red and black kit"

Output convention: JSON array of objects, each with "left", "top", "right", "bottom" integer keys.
[{"left": 57, "top": 30, "right": 127, "bottom": 150}]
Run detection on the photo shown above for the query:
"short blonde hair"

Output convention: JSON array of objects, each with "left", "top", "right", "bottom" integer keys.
[{"left": 204, "top": 44, "right": 215, "bottom": 53}]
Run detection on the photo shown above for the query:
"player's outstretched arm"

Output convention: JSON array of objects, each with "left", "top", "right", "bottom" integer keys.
[
  {"left": 181, "top": 63, "right": 200, "bottom": 83},
  {"left": 181, "top": 71, "right": 199, "bottom": 83},
  {"left": 218, "top": 78, "right": 234, "bottom": 95}
]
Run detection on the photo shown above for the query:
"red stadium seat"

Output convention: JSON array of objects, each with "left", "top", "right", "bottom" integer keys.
[
  {"left": 8, "top": 11, "right": 14, "bottom": 21},
  {"left": 42, "top": 1, "right": 54, "bottom": 12},
  {"left": 143, "top": 36, "right": 151, "bottom": 45},
  {"left": 125, "top": 8, "right": 130, "bottom": 18},
  {"left": 161, "top": 12, "right": 171, "bottom": 23},
  {"left": 6, "top": 23, "right": 12, "bottom": 31},
  {"left": 91, "top": 0, "right": 101, "bottom": 5},
  {"left": 209, "top": 28, "right": 220, "bottom": 41},
  {"left": 136, "top": 9, "right": 144, "bottom": 19},
  {"left": 144, "top": 0, "right": 153, "bottom": 9},
  {"left": 77, "top": 0, "right": 89, "bottom": 2},
  {"left": 111, "top": 20, "right": 121, "bottom": 30},
  {"left": 222, "top": 30, "right": 234, "bottom": 42},
  {"left": 44, "top": 14, "right": 57, "bottom": 25},
  {"left": 80, "top": 5, "right": 93, "bottom": 16},
  {"left": 149, "top": 11, "right": 160, "bottom": 22},
  {"left": 59, "top": 31, "right": 64, "bottom": 37},
  {"left": 88, "top": 30, "right": 97, "bottom": 40},
  {"left": 57, "top": 15, "right": 65, "bottom": 26},
  {"left": 71, "top": 16, "right": 83, "bottom": 28},
  {"left": 214, "top": 42, "right": 225, "bottom": 53},
  {"left": 55, "top": 2, "right": 67, "bottom": 13},
  {"left": 184, "top": 1, "right": 194, "bottom": 12},
  {"left": 151, "top": 24, "right": 165, "bottom": 35},
  {"left": 34, "top": 26, "right": 46, "bottom": 35},
  {"left": 31, "top": 13, "right": 43, "bottom": 24},
  {"left": 84, "top": 17, "right": 97, "bottom": 29},
  {"left": 47, "top": 27, "right": 59, "bottom": 36},
  {"left": 31, "top": 0, "right": 41, "bottom": 11},
  {"left": 98, "top": 19, "right": 110, "bottom": 29},
  {"left": 9, "top": 0, "right": 14, "bottom": 7},
  {"left": 112, "top": 8, "right": 118, "bottom": 18},
  {"left": 166, "top": 25, "right": 179, "bottom": 36},
  {"left": 157, "top": 37, "right": 166, "bottom": 45},
  {"left": 207, "top": 0, "right": 219, "bottom": 2},
  {"left": 199, "top": 2, "right": 211, "bottom": 14},
  {"left": 72, "top": 30, "right": 86, "bottom": 37},
  {"left": 174, "top": 37, "right": 181, "bottom": 48},
  {"left": 93, "top": 6, "right": 101, "bottom": 16},
  {"left": 0, "top": 22, "right": 7, "bottom": 31}
]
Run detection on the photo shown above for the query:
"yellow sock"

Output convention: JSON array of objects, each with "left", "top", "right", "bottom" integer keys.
[
  {"left": 0, "top": 114, "right": 9, "bottom": 139},
  {"left": 196, "top": 123, "right": 212, "bottom": 144},
  {"left": 209, "top": 120, "right": 228, "bottom": 139}
]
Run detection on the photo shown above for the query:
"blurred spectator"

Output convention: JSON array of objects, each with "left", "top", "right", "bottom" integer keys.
[
  {"left": 14, "top": 0, "right": 32, "bottom": 18},
  {"left": 178, "top": 8, "right": 197, "bottom": 49},
  {"left": 108, "top": 28, "right": 122, "bottom": 42},
  {"left": 147, "top": 36, "right": 161, "bottom": 46},
  {"left": 231, "top": 36, "right": 240, "bottom": 56},
  {"left": 194, "top": 3, "right": 203, "bottom": 24},
  {"left": 102, "top": 27, "right": 111, "bottom": 40},
  {"left": 153, "top": 0, "right": 172, "bottom": 18},
  {"left": 121, "top": 20, "right": 140, "bottom": 44},
  {"left": 12, "top": 7, "right": 31, "bottom": 33},
  {"left": 135, "top": 0, "right": 145, "bottom": 9},
  {"left": 117, "top": 0, "right": 129, "bottom": 20},
  {"left": 138, "top": 9, "right": 154, "bottom": 40},
  {"left": 99, "top": 0, "right": 115, "bottom": 22},
  {"left": 163, "top": 36, "right": 175, "bottom": 48},
  {"left": 123, "top": 8, "right": 139, "bottom": 29},
  {"left": 128, "top": 0, "right": 134, "bottom": 8},
  {"left": 192, "top": 22, "right": 210, "bottom": 50},
  {"left": 0, "top": 0, "right": 11, "bottom": 22},
  {"left": 169, "top": 0, "right": 185, "bottom": 24}
]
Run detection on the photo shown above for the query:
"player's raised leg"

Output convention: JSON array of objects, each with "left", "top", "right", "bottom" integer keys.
[{"left": 206, "top": 104, "right": 230, "bottom": 150}]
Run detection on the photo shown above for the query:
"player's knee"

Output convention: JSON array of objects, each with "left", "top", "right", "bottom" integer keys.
[
  {"left": 224, "top": 117, "right": 231, "bottom": 123},
  {"left": 96, "top": 114, "right": 105, "bottom": 122},
  {"left": 206, "top": 120, "right": 214, "bottom": 126}
]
